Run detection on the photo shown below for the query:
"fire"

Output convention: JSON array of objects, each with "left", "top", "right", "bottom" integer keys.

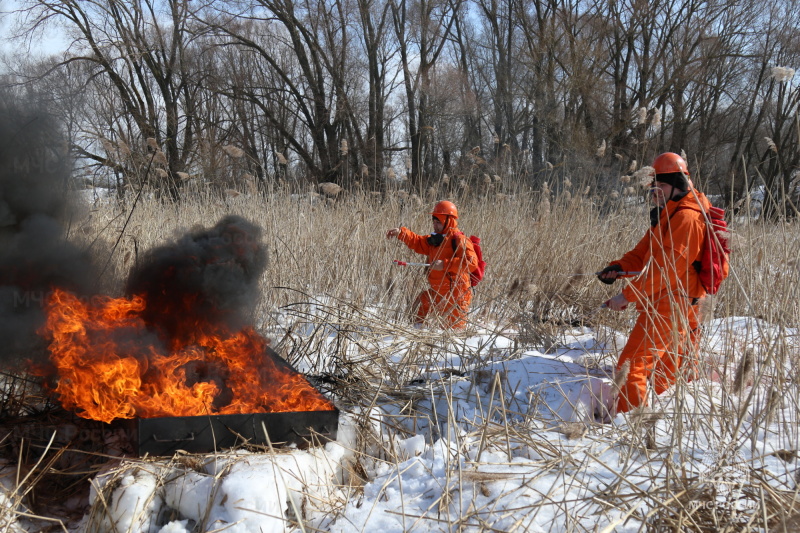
[{"left": 37, "top": 288, "right": 335, "bottom": 423}]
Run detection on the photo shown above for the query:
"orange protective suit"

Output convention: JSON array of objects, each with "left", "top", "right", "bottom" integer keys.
[
  {"left": 609, "top": 190, "right": 712, "bottom": 413},
  {"left": 397, "top": 220, "right": 478, "bottom": 328}
]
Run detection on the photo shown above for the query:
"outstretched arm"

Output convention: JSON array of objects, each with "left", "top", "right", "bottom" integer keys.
[{"left": 397, "top": 227, "right": 434, "bottom": 255}]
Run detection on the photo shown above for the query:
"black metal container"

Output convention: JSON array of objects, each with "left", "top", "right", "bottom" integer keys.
[{"left": 114, "top": 408, "right": 339, "bottom": 456}]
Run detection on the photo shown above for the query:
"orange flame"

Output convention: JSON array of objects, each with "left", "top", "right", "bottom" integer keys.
[{"left": 37, "top": 288, "right": 335, "bottom": 423}]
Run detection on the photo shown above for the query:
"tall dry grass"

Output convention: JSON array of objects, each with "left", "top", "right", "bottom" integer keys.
[
  {"left": 74, "top": 181, "right": 800, "bottom": 344},
  {"left": 75, "top": 185, "right": 643, "bottom": 327}
]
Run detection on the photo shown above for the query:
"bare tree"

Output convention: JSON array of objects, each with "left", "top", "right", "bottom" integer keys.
[
  {"left": 475, "top": 0, "right": 518, "bottom": 156},
  {"left": 354, "top": 0, "right": 396, "bottom": 190},
  {"left": 16, "top": 0, "right": 203, "bottom": 200},
  {"left": 391, "top": 0, "right": 461, "bottom": 186},
  {"left": 6, "top": 0, "right": 798, "bottom": 207},
  {"left": 202, "top": 0, "right": 357, "bottom": 184},
  {"left": 449, "top": 4, "right": 483, "bottom": 164}
]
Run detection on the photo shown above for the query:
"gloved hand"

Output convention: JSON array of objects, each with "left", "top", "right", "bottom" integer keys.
[
  {"left": 597, "top": 264, "right": 623, "bottom": 285},
  {"left": 604, "top": 293, "right": 629, "bottom": 311}
]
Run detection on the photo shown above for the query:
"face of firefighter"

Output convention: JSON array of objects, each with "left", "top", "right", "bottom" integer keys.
[
  {"left": 432, "top": 216, "right": 445, "bottom": 234},
  {"left": 650, "top": 181, "right": 676, "bottom": 208}
]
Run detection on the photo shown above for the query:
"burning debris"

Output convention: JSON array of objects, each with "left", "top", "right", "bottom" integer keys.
[
  {"left": 37, "top": 216, "right": 335, "bottom": 423},
  {"left": 0, "top": 96, "right": 336, "bottom": 464}
]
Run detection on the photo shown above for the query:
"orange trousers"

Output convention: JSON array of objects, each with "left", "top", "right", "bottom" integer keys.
[
  {"left": 616, "top": 296, "right": 701, "bottom": 414},
  {"left": 413, "top": 287, "right": 472, "bottom": 328}
]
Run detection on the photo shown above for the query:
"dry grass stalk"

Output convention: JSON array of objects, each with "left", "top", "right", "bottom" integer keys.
[
  {"left": 633, "top": 166, "right": 655, "bottom": 186},
  {"left": 771, "top": 65, "right": 796, "bottom": 82},
  {"left": 650, "top": 108, "right": 662, "bottom": 128},
  {"left": 153, "top": 150, "right": 168, "bottom": 166},
  {"left": 223, "top": 145, "right": 245, "bottom": 158},
  {"left": 559, "top": 422, "right": 587, "bottom": 439},
  {"left": 613, "top": 360, "right": 630, "bottom": 394},
  {"left": 319, "top": 182, "right": 343, "bottom": 197},
  {"left": 596, "top": 139, "right": 606, "bottom": 157},
  {"left": 732, "top": 348, "right": 755, "bottom": 394},
  {"left": 117, "top": 140, "right": 131, "bottom": 158},
  {"left": 765, "top": 137, "right": 778, "bottom": 153}
]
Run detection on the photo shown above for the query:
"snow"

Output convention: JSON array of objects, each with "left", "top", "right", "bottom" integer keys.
[{"left": 3, "top": 315, "right": 798, "bottom": 531}]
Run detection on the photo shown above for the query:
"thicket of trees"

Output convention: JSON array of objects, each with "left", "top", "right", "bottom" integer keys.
[{"left": 4, "top": 0, "right": 800, "bottom": 214}]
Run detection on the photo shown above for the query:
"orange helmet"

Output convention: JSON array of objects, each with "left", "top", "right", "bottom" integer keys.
[
  {"left": 431, "top": 200, "right": 458, "bottom": 219},
  {"left": 652, "top": 152, "right": 690, "bottom": 176}
]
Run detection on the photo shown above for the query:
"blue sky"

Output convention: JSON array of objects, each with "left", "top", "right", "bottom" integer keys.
[{"left": 1, "top": 3, "right": 70, "bottom": 59}]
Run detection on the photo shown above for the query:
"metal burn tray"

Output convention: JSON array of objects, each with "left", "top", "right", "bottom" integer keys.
[{"left": 112, "top": 408, "right": 339, "bottom": 456}]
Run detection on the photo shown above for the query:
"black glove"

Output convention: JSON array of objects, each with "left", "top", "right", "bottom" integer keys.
[{"left": 597, "top": 264, "right": 623, "bottom": 285}]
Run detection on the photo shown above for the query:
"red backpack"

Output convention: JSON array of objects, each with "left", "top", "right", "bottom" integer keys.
[
  {"left": 452, "top": 234, "right": 486, "bottom": 287},
  {"left": 675, "top": 205, "right": 730, "bottom": 294},
  {"left": 698, "top": 206, "right": 730, "bottom": 294}
]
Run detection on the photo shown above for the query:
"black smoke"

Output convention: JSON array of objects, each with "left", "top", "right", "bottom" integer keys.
[
  {"left": 0, "top": 96, "right": 96, "bottom": 366},
  {"left": 124, "top": 215, "right": 268, "bottom": 347},
  {"left": 0, "top": 96, "right": 269, "bottom": 372}
]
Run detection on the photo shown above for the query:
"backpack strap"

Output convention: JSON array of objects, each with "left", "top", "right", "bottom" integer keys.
[
  {"left": 451, "top": 231, "right": 465, "bottom": 252},
  {"left": 666, "top": 205, "right": 701, "bottom": 265},
  {"left": 670, "top": 204, "right": 724, "bottom": 222}
]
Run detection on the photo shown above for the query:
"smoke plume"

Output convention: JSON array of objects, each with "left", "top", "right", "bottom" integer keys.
[
  {"left": 125, "top": 215, "right": 268, "bottom": 346},
  {"left": 0, "top": 96, "right": 95, "bottom": 366}
]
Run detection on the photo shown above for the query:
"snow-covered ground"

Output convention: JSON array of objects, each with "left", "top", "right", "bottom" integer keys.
[{"left": 4, "top": 314, "right": 798, "bottom": 532}]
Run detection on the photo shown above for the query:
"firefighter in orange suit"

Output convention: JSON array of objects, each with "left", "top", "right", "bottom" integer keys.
[
  {"left": 598, "top": 153, "right": 713, "bottom": 414},
  {"left": 387, "top": 201, "right": 478, "bottom": 328}
]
